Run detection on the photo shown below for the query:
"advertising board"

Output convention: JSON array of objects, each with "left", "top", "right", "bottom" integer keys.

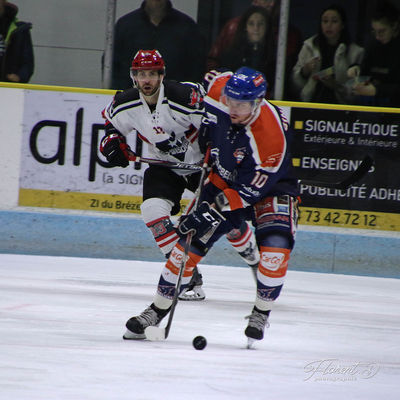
[{"left": 14, "top": 86, "right": 400, "bottom": 231}]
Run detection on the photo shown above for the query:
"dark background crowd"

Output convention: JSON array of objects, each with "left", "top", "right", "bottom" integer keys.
[{"left": 2, "top": 0, "right": 400, "bottom": 108}]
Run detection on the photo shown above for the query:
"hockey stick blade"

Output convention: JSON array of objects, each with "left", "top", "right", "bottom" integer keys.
[
  {"left": 144, "top": 326, "right": 166, "bottom": 341},
  {"left": 128, "top": 155, "right": 202, "bottom": 171},
  {"left": 299, "top": 155, "right": 373, "bottom": 190}
]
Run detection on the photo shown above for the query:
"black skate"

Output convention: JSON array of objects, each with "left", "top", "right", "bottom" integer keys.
[
  {"left": 123, "top": 303, "right": 170, "bottom": 340},
  {"left": 245, "top": 307, "right": 270, "bottom": 348},
  {"left": 178, "top": 266, "right": 205, "bottom": 301}
]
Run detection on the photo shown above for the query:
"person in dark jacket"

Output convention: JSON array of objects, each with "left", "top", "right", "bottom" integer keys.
[
  {"left": 217, "top": 6, "right": 274, "bottom": 97},
  {"left": 111, "top": 0, "right": 205, "bottom": 90},
  {"left": 348, "top": 1, "right": 400, "bottom": 107},
  {"left": 0, "top": 0, "right": 34, "bottom": 83}
]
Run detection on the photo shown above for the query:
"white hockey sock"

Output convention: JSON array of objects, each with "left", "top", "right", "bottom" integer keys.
[
  {"left": 227, "top": 222, "right": 260, "bottom": 266},
  {"left": 141, "top": 198, "right": 179, "bottom": 256}
]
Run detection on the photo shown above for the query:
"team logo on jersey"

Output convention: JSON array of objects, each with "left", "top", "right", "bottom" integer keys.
[
  {"left": 233, "top": 147, "right": 246, "bottom": 164},
  {"left": 189, "top": 88, "right": 202, "bottom": 107}
]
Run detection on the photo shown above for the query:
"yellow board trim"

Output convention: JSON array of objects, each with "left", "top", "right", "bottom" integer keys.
[
  {"left": 19, "top": 189, "right": 399, "bottom": 231},
  {"left": 19, "top": 188, "right": 190, "bottom": 214},
  {"left": 3, "top": 82, "right": 400, "bottom": 114},
  {"left": 0, "top": 81, "right": 116, "bottom": 95},
  {"left": 299, "top": 206, "right": 400, "bottom": 231}
]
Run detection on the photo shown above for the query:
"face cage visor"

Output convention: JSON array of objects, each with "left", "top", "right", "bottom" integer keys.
[
  {"left": 130, "top": 68, "right": 165, "bottom": 86},
  {"left": 220, "top": 94, "right": 261, "bottom": 116}
]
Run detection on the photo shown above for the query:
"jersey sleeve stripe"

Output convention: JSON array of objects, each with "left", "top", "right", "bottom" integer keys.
[
  {"left": 204, "top": 95, "right": 228, "bottom": 113},
  {"left": 223, "top": 188, "right": 245, "bottom": 210},
  {"left": 209, "top": 171, "right": 229, "bottom": 191},
  {"left": 168, "top": 101, "right": 203, "bottom": 115},
  {"left": 108, "top": 100, "right": 142, "bottom": 118},
  {"left": 246, "top": 105, "right": 287, "bottom": 173}
]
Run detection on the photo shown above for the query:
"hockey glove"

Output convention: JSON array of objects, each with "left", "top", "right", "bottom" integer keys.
[
  {"left": 179, "top": 201, "right": 226, "bottom": 245},
  {"left": 198, "top": 124, "right": 211, "bottom": 155},
  {"left": 100, "top": 133, "right": 132, "bottom": 167}
]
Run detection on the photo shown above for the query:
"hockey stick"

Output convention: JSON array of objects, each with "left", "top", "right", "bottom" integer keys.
[
  {"left": 145, "top": 147, "right": 211, "bottom": 341},
  {"left": 298, "top": 155, "right": 373, "bottom": 190},
  {"left": 128, "top": 154, "right": 202, "bottom": 171}
]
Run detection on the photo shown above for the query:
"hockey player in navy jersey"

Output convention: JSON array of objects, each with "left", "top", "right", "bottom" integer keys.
[
  {"left": 123, "top": 66, "right": 299, "bottom": 345},
  {"left": 100, "top": 50, "right": 260, "bottom": 301}
]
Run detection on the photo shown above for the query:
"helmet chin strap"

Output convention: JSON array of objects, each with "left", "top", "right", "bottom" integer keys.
[{"left": 142, "top": 87, "right": 161, "bottom": 103}]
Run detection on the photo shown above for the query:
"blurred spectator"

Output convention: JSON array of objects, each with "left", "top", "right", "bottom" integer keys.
[
  {"left": 348, "top": 1, "right": 400, "bottom": 107},
  {"left": 207, "top": 0, "right": 302, "bottom": 99},
  {"left": 292, "top": 4, "right": 364, "bottom": 104},
  {"left": 0, "top": 0, "right": 34, "bottom": 83},
  {"left": 217, "top": 6, "right": 274, "bottom": 96},
  {"left": 111, "top": 0, "right": 205, "bottom": 90},
  {"left": 207, "top": 0, "right": 275, "bottom": 71}
]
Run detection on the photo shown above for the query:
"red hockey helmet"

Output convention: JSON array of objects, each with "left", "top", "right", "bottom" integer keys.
[{"left": 131, "top": 49, "right": 165, "bottom": 72}]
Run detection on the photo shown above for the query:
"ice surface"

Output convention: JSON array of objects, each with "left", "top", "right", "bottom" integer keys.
[{"left": 0, "top": 254, "right": 399, "bottom": 400}]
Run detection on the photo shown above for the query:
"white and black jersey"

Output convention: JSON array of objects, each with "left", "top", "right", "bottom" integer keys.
[{"left": 103, "top": 80, "right": 205, "bottom": 175}]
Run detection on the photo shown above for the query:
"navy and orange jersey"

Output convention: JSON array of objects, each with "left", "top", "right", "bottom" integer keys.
[{"left": 202, "top": 72, "right": 298, "bottom": 210}]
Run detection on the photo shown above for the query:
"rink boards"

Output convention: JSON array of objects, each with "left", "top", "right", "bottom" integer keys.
[{"left": 1, "top": 83, "right": 400, "bottom": 278}]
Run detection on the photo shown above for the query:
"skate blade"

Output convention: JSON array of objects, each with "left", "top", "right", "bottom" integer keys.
[
  {"left": 178, "top": 293, "right": 205, "bottom": 301},
  {"left": 122, "top": 329, "right": 146, "bottom": 340},
  {"left": 145, "top": 326, "right": 166, "bottom": 341},
  {"left": 178, "top": 287, "right": 206, "bottom": 301},
  {"left": 246, "top": 338, "right": 256, "bottom": 349}
]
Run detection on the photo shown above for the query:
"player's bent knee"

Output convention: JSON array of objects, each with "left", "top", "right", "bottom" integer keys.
[{"left": 140, "top": 197, "right": 174, "bottom": 221}]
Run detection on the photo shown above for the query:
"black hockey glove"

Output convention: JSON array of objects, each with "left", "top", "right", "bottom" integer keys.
[
  {"left": 179, "top": 201, "right": 226, "bottom": 244},
  {"left": 100, "top": 133, "right": 132, "bottom": 167},
  {"left": 198, "top": 124, "right": 211, "bottom": 155}
]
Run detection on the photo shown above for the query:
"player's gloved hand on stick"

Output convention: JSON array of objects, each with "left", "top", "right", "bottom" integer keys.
[
  {"left": 198, "top": 124, "right": 211, "bottom": 155},
  {"left": 100, "top": 133, "right": 133, "bottom": 167},
  {"left": 178, "top": 201, "right": 225, "bottom": 244}
]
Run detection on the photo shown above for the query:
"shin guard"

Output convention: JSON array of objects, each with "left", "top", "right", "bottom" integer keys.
[
  {"left": 255, "top": 246, "right": 291, "bottom": 311},
  {"left": 155, "top": 242, "right": 202, "bottom": 306}
]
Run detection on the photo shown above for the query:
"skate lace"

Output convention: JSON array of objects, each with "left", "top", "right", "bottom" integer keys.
[
  {"left": 245, "top": 310, "right": 270, "bottom": 331},
  {"left": 136, "top": 306, "right": 160, "bottom": 327}
]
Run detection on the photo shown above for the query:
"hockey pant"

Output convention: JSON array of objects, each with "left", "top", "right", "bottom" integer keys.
[
  {"left": 142, "top": 197, "right": 259, "bottom": 266},
  {"left": 141, "top": 166, "right": 199, "bottom": 257}
]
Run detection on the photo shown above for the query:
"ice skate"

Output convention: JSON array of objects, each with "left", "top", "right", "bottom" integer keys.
[
  {"left": 244, "top": 307, "right": 270, "bottom": 346},
  {"left": 123, "top": 303, "right": 169, "bottom": 340},
  {"left": 178, "top": 266, "right": 206, "bottom": 301}
]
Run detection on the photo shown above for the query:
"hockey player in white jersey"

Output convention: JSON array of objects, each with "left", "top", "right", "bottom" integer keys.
[{"left": 100, "top": 50, "right": 260, "bottom": 300}]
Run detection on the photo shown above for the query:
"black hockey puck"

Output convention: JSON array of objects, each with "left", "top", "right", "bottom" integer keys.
[{"left": 192, "top": 335, "right": 207, "bottom": 350}]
